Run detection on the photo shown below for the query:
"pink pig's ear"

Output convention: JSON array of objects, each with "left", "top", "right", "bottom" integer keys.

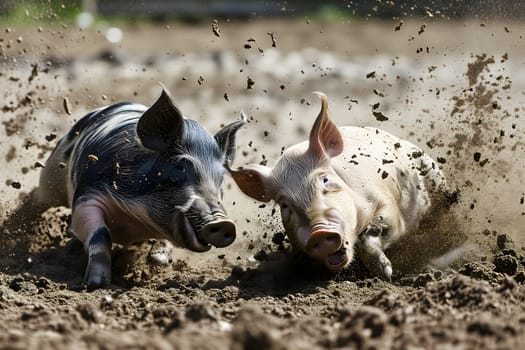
[
  {"left": 227, "top": 163, "right": 274, "bottom": 202},
  {"left": 307, "top": 92, "right": 344, "bottom": 159}
]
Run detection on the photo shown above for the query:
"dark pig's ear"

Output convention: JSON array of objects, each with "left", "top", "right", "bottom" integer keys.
[
  {"left": 137, "top": 87, "right": 184, "bottom": 152},
  {"left": 214, "top": 112, "right": 246, "bottom": 164}
]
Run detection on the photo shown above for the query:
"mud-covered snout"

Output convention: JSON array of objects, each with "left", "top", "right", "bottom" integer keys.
[
  {"left": 305, "top": 229, "right": 349, "bottom": 270},
  {"left": 178, "top": 196, "right": 236, "bottom": 252}
]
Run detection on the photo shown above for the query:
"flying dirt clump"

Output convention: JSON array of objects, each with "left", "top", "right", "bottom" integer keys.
[
  {"left": 449, "top": 53, "right": 511, "bottom": 154},
  {"left": 442, "top": 52, "right": 522, "bottom": 221},
  {"left": 466, "top": 54, "right": 495, "bottom": 87}
]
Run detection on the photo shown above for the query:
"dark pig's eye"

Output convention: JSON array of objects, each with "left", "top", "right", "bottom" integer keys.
[
  {"left": 175, "top": 163, "right": 186, "bottom": 172},
  {"left": 168, "top": 158, "right": 192, "bottom": 184},
  {"left": 279, "top": 200, "right": 291, "bottom": 222}
]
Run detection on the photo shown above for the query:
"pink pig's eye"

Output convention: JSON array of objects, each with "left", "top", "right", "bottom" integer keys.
[{"left": 322, "top": 175, "right": 341, "bottom": 192}]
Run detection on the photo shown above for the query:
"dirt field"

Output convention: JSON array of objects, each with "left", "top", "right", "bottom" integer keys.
[{"left": 1, "top": 17, "right": 524, "bottom": 349}]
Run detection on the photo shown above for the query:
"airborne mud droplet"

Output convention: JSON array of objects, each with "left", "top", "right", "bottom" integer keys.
[
  {"left": 246, "top": 76, "right": 255, "bottom": 89},
  {"left": 267, "top": 32, "right": 277, "bottom": 47},
  {"left": 373, "top": 89, "right": 385, "bottom": 97},
  {"left": 63, "top": 97, "right": 72, "bottom": 115},
  {"left": 45, "top": 133, "right": 57, "bottom": 142},
  {"left": 28, "top": 63, "right": 38, "bottom": 82},
  {"left": 211, "top": 19, "right": 221, "bottom": 37},
  {"left": 10, "top": 181, "right": 21, "bottom": 189},
  {"left": 87, "top": 154, "right": 98, "bottom": 163},
  {"left": 373, "top": 111, "right": 389, "bottom": 122},
  {"left": 394, "top": 20, "right": 404, "bottom": 31}
]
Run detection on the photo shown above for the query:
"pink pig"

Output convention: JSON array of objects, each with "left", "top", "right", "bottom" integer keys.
[{"left": 229, "top": 92, "right": 447, "bottom": 281}]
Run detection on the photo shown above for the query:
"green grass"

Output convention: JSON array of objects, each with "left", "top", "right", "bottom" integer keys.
[
  {"left": 309, "top": 5, "right": 355, "bottom": 23},
  {"left": 0, "top": 0, "right": 82, "bottom": 25},
  {"left": 0, "top": 1, "right": 359, "bottom": 28},
  {"left": 0, "top": 0, "right": 184, "bottom": 28}
]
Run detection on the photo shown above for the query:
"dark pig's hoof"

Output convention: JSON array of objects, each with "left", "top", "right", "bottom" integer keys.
[
  {"left": 85, "top": 251, "right": 112, "bottom": 290},
  {"left": 84, "top": 227, "right": 112, "bottom": 290}
]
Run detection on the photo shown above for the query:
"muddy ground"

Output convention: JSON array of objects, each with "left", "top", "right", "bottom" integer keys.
[{"left": 0, "top": 16, "right": 524, "bottom": 349}]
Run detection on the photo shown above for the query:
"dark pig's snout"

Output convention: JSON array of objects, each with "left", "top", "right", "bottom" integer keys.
[
  {"left": 199, "top": 220, "right": 236, "bottom": 248},
  {"left": 188, "top": 197, "right": 237, "bottom": 248},
  {"left": 305, "top": 230, "right": 342, "bottom": 261}
]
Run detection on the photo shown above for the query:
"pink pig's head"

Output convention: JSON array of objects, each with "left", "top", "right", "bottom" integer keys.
[{"left": 230, "top": 93, "right": 362, "bottom": 271}]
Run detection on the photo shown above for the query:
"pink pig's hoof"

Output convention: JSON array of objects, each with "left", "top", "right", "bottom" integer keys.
[
  {"left": 371, "top": 252, "right": 392, "bottom": 282},
  {"left": 357, "top": 234, "right": 393, "bottom": 282},
  {"left": 380, "top": 262, "right": 393, "bottom": 282}
]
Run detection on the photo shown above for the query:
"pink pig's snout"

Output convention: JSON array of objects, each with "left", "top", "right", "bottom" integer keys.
[
  {"left": 305, "top": 230, "right": 350, "bottom": 270},
  {"left": 306, "top": 230, "right": 342, "bottom": 261},
  {"left": 199, "top": 220, "right": 236, "bottom": 248}
]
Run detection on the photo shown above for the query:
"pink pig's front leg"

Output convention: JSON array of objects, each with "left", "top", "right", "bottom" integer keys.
[
  {"left": 356, "top": 209, "right": 405, "bottom": 282},
  {"left": 356, "top": 228, "right": 392, "bottom": 281}
]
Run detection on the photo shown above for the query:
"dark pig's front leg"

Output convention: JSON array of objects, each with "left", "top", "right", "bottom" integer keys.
[{"left": 71, "top": 199, "right": 112, "bottom": 289}]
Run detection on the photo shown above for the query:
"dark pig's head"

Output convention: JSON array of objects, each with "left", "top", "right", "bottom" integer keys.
[
  {"left": 136, "top": 87, "right": 245, "bottom": 252},
  {"left": 229, "top": 93, "right": 359, "bottom": 271}
]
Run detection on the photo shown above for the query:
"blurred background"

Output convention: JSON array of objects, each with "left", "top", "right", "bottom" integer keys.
[
  {"left": 1, "top": 0, "right": 524, "bottom": 253},
  {"left": 1, "top": 0, "right": 525, "bottom": 20}
]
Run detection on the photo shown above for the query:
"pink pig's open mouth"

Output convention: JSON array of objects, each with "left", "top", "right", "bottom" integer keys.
[
  {"left": 307, "top": 227, "right": 350, "bottom": 271},
  {"left": 325, "top": 248, "right": 349, "bottom": 270}
]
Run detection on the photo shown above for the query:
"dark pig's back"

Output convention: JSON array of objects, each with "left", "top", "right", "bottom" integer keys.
[{"left": 66, "top": 102, "right": 148, "bottom": 202}]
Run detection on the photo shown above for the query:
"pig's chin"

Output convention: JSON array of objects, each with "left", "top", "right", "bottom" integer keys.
[
  {"left": 178, "top": 215, "right": 211, "bottom": 252},
  {"left": 324, "top": 248, "right": 350, "bottom": 271}
]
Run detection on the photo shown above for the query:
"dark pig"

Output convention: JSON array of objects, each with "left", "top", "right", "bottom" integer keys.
[
  {"left": 36, "top": 87, "right": 245, "bottom": 288},
  {"left": 228, "top": 92, "right": 446, "bottom": 281}
]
